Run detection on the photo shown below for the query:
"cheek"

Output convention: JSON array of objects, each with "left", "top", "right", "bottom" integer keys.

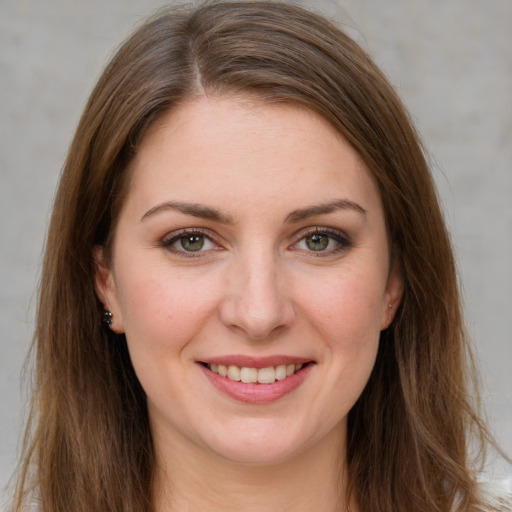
[
  {"left": 300, "top": 267, "right": 387, "bottom": 340},
  {"left": 114, "top": 266, "right": 225, "bottom": 409},
  {"left": 115, "top": 264, "right": 223, "bottom": 354},
  {"left": 298, "top": 266, "right": 384, "bottom": 391}
]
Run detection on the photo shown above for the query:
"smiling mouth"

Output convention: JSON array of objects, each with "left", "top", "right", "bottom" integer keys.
[{"left": 202, "top": 362, "right": 309, "bottom": 384}]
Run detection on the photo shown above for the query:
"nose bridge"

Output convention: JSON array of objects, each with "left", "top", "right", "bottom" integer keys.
[{"left": 219, "top": 244, "right": 293, "bottom": 340}]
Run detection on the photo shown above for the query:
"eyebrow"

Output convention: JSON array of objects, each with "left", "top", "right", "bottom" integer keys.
[
  {"left": 140, "top": 198, "right": 367, "bottom": 224},
  {"left": 284, "top": 199, "right": 367, "bottom": 223},
  {"left": 141, "top": 201, "right": 234, "bottom": 224}
]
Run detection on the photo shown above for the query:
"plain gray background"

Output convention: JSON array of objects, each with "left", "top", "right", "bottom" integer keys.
[{"left": 1, "top": 0, "right": 511, "bottom": 500}]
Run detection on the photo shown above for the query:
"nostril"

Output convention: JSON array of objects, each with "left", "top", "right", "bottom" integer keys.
[{"left": 217, "top": 261, "right": 296, "bottom": 340}]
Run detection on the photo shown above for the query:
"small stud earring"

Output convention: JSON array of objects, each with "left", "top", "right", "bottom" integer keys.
[
  {"left": 102, "top": 310, "right": 113, "bottom": 325},
  {"left": 388, "top": 304, "right": 393, "bottom": 309}
]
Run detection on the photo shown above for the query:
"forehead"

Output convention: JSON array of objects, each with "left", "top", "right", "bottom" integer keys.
[{"left": 123, "top": 95, "right": 383, "bottom": 222}]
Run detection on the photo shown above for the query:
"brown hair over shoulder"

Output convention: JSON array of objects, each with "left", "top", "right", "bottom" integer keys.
[{"left": 14, "top": 2, "right": 499, "bottom": 511}]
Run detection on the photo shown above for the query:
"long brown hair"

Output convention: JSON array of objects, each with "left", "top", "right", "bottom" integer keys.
[{"left": 14, "top": 2, "right": 499, "bottom": 511}]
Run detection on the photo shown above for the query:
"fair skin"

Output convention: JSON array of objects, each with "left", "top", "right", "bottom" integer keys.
[{"left": 95, "top": 96, "right": 403, "bottom": 512}]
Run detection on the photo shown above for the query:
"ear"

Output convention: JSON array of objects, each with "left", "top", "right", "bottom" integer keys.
[
  {"left": 380, "top": 256, "right": 404, "bottom": 330},
  {"left": 93, "top": 246, "right": 125, "bottom": 333}
]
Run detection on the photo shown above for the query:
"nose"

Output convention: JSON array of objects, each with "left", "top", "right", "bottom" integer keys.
[{"left": 218, "top": 251, "right": 295, "bottom": 340}]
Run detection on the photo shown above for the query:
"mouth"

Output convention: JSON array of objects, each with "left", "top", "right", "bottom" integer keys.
[
  {"left": 202, "top": 362, "right": 309, "bottom": 384},
  {"left": 197, "top": 356, "right": 315, "bottom": 403}
]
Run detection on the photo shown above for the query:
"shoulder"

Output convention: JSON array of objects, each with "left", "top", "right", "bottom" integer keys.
[{"left": 474, "top": 476, "right": 512, "bottom": 512}]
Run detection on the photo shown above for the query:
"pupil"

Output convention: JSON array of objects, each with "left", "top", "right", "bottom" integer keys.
[
  {"left": 307, "top": 234, "right": 328, "bottom": 251},
  {"left": 181, "top": 235, "right": 204, "bottom": 251}
]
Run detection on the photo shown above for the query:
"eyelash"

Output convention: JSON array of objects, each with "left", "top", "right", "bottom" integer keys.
[
  {"left": 291, "top": 227, "right": 352, "bottom": 257},
  {"left": 161, "top": 228, "right": 219, "bottom": 258},
  {"left": 160, "top": 227, "right": 352, "bottom": 258}
]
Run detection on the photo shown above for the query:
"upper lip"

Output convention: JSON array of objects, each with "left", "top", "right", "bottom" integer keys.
[{"left": 199, "top": 355, "right": 314, "bottom": 368}]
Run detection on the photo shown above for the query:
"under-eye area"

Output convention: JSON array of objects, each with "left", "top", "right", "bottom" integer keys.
[{"left": 201, "top": 362, "right": 314, "bottom": 384}]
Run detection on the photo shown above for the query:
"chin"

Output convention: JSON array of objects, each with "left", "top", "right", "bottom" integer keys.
[
  {"left": 213, "top": 440, "right": 305, "bottom": 467},
  {"left": 199, "top": 417, "right": 327, "bottom": 467}
]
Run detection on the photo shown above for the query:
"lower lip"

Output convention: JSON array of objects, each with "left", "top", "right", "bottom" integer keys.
[{"left": 198, "top": 363, "right": 314, "bottom": 404}]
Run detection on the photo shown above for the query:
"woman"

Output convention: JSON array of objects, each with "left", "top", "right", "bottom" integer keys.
[{"left": 12, "top": 1, "right": 510, "bottom": 511}]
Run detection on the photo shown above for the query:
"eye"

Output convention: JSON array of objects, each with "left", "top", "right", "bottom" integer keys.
[
  {"left": 303, "top": 233, "right": 332, "bottom": 251},
  {"left": 293, "top": 228, "right": 351, "bottom": 255},
  {"left": 162, "top": 230, "right": 218, "bottom": 256},
  {"left": 176, "top": 233, "right": 209, "bottom": 252}
]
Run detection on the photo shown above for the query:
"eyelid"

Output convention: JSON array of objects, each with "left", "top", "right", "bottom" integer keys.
[
  {"left": 161, "top": 228, "right": 222, "bottom": 257},
  {"left": 290, "top": 226, "right": 353, "bottom": 255},
  {"left": 161, "top": 227, "right": 209, "bottom": 244}
]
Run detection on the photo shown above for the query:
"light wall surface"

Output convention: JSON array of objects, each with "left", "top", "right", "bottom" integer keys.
[{"left": 1, "top": 0, "right": 511, "bottom": 500}]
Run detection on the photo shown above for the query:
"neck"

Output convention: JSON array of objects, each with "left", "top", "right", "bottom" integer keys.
[{"left": 152, "top": 425, "right": 355, "bottom": 512}]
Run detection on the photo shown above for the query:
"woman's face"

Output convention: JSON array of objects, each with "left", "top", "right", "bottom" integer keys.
[{"left": 96, "top": 97, "right": 402, "bottom": 466}]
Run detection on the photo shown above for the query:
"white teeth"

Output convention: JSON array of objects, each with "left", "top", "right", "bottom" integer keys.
[
  {"left": 240, "top": 367, "right": 258, "bottom": 383},
  {"left": 207, "top": 362, "right": 306, "bottom": 384},
  {"left": 227, "top": 365, "right": 241, "bottom": 381},
  {"left": 257, "top": 367, "right": 276, "bottom": 384},
  {"left": 275, "top": 364, "right": 287, "bottom": 381}
]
